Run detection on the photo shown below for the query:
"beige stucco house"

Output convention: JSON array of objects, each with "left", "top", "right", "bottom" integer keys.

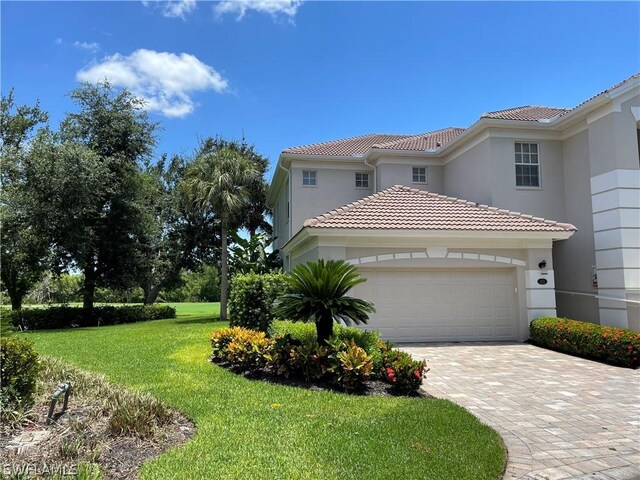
[{"left": 267, "top": 74, "right": 640, "bottom": 342}]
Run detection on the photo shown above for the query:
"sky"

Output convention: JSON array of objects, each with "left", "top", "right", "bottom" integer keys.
[{"left": 2, "top": 1, "right": 639, "bottom": 181}]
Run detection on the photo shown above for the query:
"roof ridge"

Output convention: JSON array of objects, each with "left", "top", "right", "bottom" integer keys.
[
  {"left": 371, "top": 126, "right": 466, "bottom": 149},
  {"left": 303, "top": 186, "right": 403, "bottom": 227},
  {"left": 283, "top": 133, "right": 411, "bottom": 153},
  {"left": 483, "top": 105, "right": 569, "bottom": 116}
]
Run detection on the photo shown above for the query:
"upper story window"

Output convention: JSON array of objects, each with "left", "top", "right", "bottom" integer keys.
[
  {"left": 515, "top": 142, "right": 540, "bottom": 187},
  {"left": 355, "top": 172, "right": 369, "bottom": 188},
  {"left": 412, "top": 167, "right": 427, "bottom": 184},
  {"left": 302, "top": 170, "right": 317, "bottom": 186}
]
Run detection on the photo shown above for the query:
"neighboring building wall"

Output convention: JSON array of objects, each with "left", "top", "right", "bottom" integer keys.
[
  {"left": 554, "top": 128, "right": 600, "bottom": 323},
  {"left": 588, "top": 95, "right": 640, "bottom": 329},
  {"left": 443, "top": 137, "right": 493, "bottom": 205},
  {"left": 289, "top": 165, "right": 373, "bottom": 234}
]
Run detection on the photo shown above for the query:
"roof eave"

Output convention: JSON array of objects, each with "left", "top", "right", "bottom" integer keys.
[{"left": 302, "top": 227, "right": 575, "bottom": 241}]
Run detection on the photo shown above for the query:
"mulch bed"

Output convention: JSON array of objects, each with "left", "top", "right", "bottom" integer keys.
[
  {"left": 0, "top": 394, "right": 194, "bottom": 479},
  {"left": 212, "top": 359, "right": 433, "bottom": 399}
]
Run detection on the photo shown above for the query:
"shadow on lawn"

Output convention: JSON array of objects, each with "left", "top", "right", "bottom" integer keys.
[{"left": 174, "top": 316, "right": 222, "bottom": 325}]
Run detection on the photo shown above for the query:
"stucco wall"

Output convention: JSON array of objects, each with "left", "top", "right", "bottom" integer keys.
[
  {"left": 273, "top": 179, "right": 290, "bottom": 252},
  {"left": 377, "top": 163, "right": 444, "bottom": 193},
  {"left": 443, "top": 137, "right": 492, "bottom": 204},
  {"left": 588, "top": 96, "right": 640, "bottom": 177},
  {"left": 290, "top": 165, "right": 373, "bottom": 235},
  {"left": 488, "top": 137, "right": 567, "bottom": 221},
  {"left": 553, "top": 128, "right": 599, "bottom": 323}
]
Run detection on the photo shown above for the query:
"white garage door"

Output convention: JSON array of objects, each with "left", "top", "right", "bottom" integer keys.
[{"left": 351, "top": 268, "right": 518, "bottom": 342}]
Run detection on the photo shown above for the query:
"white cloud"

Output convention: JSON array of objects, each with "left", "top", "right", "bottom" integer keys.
[
  {"left": 76, "top": 49, "right": 229, "bottom": 118},
  {"left": 142, "top": 0, "right": 197, "bottom": 19},
  {"left": 55, "top": 38, "right": 63, "bottom": 45},
  {"left": 74, "top": 41, "right": 101, "bottom": 52},
  {"left": 214, "top": 0, "right": 301, "bottom": 20}
]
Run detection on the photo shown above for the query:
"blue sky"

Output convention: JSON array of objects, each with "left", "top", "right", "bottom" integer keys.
[{"left": 3, "top": 1, "right": 639, "bottom": 180}]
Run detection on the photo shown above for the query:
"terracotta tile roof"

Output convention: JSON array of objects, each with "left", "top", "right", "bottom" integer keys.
[
  {"left": 571, "top": 72, "right": 640, "bottom": 111},
  {"left": 371, "top": 127, "right": 466, "bottom": 151},
  {"left": 304, "top": 185, "right": 576, "bottom": 232},
  {"left": 481, "top": 106, "right": 569, "bottom": 122},
  {"left": 283, "top": 133, "right": 412, "bottom": 156}
]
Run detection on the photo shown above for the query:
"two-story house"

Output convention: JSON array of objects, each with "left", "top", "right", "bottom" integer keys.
[{"left": 267, "top": 74, "right": 640, "bottom": 342}]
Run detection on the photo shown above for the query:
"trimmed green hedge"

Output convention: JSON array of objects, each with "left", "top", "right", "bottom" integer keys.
[
  {"left": 530, "top": 317, "right": 640, "bottom": 368},
  {"left": 5, "top": 305, "right": 176, "bottom": 331},
  {"left": 1, "top": 337, "right": 40, "bottom": 410},
  {"left": 229, "top": 273, "right": 291, "bottom": 332}
]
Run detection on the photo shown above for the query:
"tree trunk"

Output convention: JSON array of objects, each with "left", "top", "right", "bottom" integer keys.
[
  {"left": 316, "top": 312, "right": 334, "bottom": 346},
  {"left": 9, "top": 292, "right": 22, "bottom": 311},
  {"left": 144, "top": 284, "right": 161, "bottom": 305},
  {"left": 220, "top": 213, "right": 229, "bottom": 322},
  {"left": 83, "top": 266, "right": 96, "bottom": 310}
]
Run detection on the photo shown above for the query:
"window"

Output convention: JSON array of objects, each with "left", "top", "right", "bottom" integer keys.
[
  {"left": 515, "top": 142, "right": 540, "bottom": 187},
  {"left": 355, "top": 172, "right": 369, "bottom": 188},
  {"left": 302, "top": 170, "right": 317, "bottom": 186},
  {"left": 412, "top": 167, "right": 427, "bottom": 183}
]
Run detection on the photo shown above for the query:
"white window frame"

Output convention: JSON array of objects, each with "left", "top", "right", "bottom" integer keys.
[
  {"left": 355, "top": 172, "right": 370, "bottom": 189},
  {"left": 412, "top": 166, "right": 427, "bottom": 184},
  {"left": 515, "top": 142, "right": 541, "bottom": 188},
  {"left": 302, "top": 170, "right": 317, "bottom": 187}
]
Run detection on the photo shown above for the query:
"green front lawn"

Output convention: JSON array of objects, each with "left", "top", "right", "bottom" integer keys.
[{"left": 22, "top": 303, "right": 505, "bottom": 479}]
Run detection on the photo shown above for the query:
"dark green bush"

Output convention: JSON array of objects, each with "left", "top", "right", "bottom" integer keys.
[
  {"left": 530, "top": 317, "right": 640, "bottom": 368},
  {"left": 6, "top": 304, "right": 176, "bottom": 331},
  {"left": 1, "top": 337, "right": 40, "bottom": 410},
  {"left": 229, "top": 273, "right": 290, "bottom": 332}
]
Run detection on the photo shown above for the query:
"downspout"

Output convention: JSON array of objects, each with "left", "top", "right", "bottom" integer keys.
[{"left": 363, "top": 156, "right": 377, "bottom": 192}]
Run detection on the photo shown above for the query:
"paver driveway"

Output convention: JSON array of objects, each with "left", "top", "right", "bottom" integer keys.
[{"left": 401, "top": 343, "right": 640, "bottom": 480}]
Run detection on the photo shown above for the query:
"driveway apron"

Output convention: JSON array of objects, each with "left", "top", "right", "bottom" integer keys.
[{"left": 401, "top": 343, "right": 640, "bottom": 480}]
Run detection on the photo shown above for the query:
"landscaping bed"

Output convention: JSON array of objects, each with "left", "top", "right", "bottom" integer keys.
[
  {"left": 217, "top": 360, "right": 433, "bottom": 398},
  {"left": 0, "top": 356, "right": 194, "bottom": 479},
  {"left": 20, "top": 306, "right": 507, "bottom": 480},
  {"left": 211, "top": 322, "right": 430, "bottom": 395}
]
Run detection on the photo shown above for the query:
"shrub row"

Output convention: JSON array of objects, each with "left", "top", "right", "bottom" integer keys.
[
  {"left": 212, "top": 323, "right": 428, "bottom": 394},
  {"left": 1, "top": 337, "right": 40, "bottom": 412},
  {"left": 530, "top": 317, "right": 640, "bottom": 368},
  {"left": 5, "top": 304, "right": 176, "bottom": 331},
  {"left": 229, "top": 273, "right": 291, "bottom": 332}
]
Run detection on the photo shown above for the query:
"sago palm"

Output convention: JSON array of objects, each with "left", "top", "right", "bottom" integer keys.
[
  {"left": 183, "top": 146, "right": 258, "bottom": 321},
  {"left": 275, "top": 259, "right": 376, "bottom": 345}
]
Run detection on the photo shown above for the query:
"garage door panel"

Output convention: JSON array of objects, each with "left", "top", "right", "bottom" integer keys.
[{"left": 353, "top": 268, "right": 518, "bottom": 342}]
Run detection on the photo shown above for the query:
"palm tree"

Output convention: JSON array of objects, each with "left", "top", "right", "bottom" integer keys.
[
  {"left": 183, "top": 146, "right": 258, "bottom": 322},
  {"left": 275, "top": 259, "right": 376, "bottom": 345}
]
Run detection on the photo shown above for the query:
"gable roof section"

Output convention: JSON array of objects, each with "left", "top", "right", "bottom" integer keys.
[
  {"left": 282, "top": 133, "right": 412, "bottom": 156},
  {"left": 371, "top": 127, "right": 466, "bottom": 151},
  {"left": 481, "top": 105, "right": 569, "bottom": 122},
  {"left": 304, "top": 185, "right": 576, "bottom": 232}
]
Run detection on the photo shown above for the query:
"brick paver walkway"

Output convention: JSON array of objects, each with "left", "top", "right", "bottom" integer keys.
[{"left": 401, "top": 343, "right": 640, "bottom": 480}]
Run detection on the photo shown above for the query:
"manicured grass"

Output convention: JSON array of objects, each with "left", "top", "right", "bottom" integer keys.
[{"left": 22, "top": 304, "right": 505, "bottom": 480}]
